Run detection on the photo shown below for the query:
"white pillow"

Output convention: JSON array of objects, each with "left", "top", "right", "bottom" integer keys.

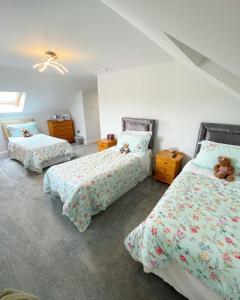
[
  {"left": 124, "top": 130, "right": 152, "bottom": 138},
  {"left": 117, "top": 131, "right": 151, "bottom": 155},
  {"left": 194, "top": 140, "right": 240, "bottom": 172}
]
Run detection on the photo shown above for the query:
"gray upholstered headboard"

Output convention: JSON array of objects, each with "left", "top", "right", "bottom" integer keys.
[
  {"left": 122, "top": 117, "right": 155, "bottom": 149},
  {"left": 194, "top": 122, "right": 240, "bottom": 156}
]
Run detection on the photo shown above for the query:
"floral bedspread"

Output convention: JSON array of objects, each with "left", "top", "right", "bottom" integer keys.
[
  {"left": 8, "top": 134, "right": 72, "bottom": 173},
  {"left": 44, "top": 149, "right": 147, "bottom": 232},
  {"left": 125, "top": 171, "right": 240, "bottom": 299}
]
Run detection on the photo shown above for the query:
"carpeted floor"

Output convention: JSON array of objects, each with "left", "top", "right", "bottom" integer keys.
[{"left": 0, "top": 144, "right": 186, "bottom": 300}]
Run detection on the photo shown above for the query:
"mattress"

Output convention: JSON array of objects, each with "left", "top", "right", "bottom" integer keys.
[
  {"left": 8, "top": 134, "right": 72, "bottom": 173},
  {"left": 149, "top": 160, "right": 227, "bottom": 300},
  {"left": 125, "top": 159, "right": 240, "bottom": 299},
  {"left": 44, "top": 147, "right": 151, "bottom": 232}
]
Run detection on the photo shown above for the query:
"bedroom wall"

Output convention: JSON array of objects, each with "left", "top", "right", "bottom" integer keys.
[
  {"left": 0, "top": 65, "right": 93, "bottom": 153},
  {"left": 70, "top": 90, "right": 100, "bottom": 144},
  {"left": 82, "top": 90, "right": 100, "bottom": 144},
  {"left": 98, "top": 61, "right": 240, "bottom": 158}
]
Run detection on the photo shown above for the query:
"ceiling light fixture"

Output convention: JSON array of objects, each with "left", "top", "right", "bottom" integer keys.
[{"left": 33, "top": 51, "right": 68, "bottom": 75}]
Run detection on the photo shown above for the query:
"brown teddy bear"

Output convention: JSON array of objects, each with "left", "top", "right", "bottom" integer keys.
[
  {"left": 120, "top": 143, "right": 130, "bottom": 154},
  {"left": 22, "top": 129, "right": 32, "bottom": 138},
  {"left": 214, "top": 156, "right": 235, "bottom": 182}
]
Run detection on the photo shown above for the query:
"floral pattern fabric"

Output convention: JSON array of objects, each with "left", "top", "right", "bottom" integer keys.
[
  {"left": 194, "top": 140, "right": 240, "bottom": 172},
  {"left": 125, "top": 171, "right": 240, "bottom": 299},
  {"left": 44, "top": 149, "right": 147, "bottom": 232},
  {"left": 8, "top": 134, "right": 72, "bottom": 173}
]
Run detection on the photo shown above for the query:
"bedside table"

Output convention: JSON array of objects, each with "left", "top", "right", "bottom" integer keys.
[
  {"left": 96, "top": 139, "right": 117, "bottom": 151},
  {"left": 154, "top": 150, "right": 184, "bottom": 184}
]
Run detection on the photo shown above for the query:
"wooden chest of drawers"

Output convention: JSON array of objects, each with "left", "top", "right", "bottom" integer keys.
[
  {"left": 154, "top": 150, "right": 184, "bottom": 184},
  {"left": 96, "top": 138, "right": 117, "bottom": 151},
  {"left": 47, "top": 120, "right": 75, "bottom": 143}
]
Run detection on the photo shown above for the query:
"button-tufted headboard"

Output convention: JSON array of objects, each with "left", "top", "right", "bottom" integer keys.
[
  {"left": 194, "top": 122, "right": 240, "bottom": 157},
  {"left": 122, "top": 117, "right": 155, "bottom": 149}
]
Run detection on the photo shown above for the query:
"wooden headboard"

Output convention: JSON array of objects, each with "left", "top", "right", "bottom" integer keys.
[
  {"left": 1, "top": 118, "right": 34, "bottom": 139},
  {"left": 122, "top": 117, "right": 155, "bottom": 149},
  {"left": 195, "top": 122, "right": 240, "bottom": 156}
]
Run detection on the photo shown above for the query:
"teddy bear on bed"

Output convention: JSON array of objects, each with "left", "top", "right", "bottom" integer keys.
[
  {"left": 214, "top": 156, "right": 235, "bottom": 182},
  {"left": 22, "top": 129, "right": 32, "bottom": 138},
  {"left": 120, "top": 143, "right": 130, "bottom": 154}
]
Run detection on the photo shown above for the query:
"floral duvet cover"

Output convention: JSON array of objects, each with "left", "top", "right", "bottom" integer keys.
[
  {"left": 8, "top": 134, "right": 72, "bottom": 173},
  {"left": 44, "top": 149, "right": 147, "bottom": 232},
  {"left": 125, "top": 171, "right": 240, "bottom": 299}
]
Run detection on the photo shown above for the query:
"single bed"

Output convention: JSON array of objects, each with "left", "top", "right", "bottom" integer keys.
[
  {"left": 2, "top": 119, "right": 72, "bottom": 173},
  {"left": 44, "top": 117, "right": 155, "bottom": 232},
  {"left": 125, "top": 122, "right": 240, "bottom": 300}
]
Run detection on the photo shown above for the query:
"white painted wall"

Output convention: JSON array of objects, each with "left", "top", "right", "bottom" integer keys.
[
  {"left": 69, "top": 91, "right": 87, "bottom": 141},
  {"left": 70, "top": 90, "right": 100, "bottom": 144},
  {"left": 98, "top": 61, "right": 240, "bottom": 158},
  {"left": 82, "top": 90, "right": 100, "bottom": 144}
]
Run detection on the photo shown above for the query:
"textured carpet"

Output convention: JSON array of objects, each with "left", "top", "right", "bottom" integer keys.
[{"left": 0, "top": 144, "right": 186, "bottom": 300}]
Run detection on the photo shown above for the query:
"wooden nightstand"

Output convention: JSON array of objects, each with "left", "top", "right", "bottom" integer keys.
[
  {"left": 96, "top": 139, "right": 117, "bottom": 151},
  {"left": 154, "top": 150, "right": 184, "bottom": 184}
]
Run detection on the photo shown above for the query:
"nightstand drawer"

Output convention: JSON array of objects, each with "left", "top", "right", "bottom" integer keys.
[
  {"left": 156, "top": 157, "right": 176, "bottom": 168},
  {"left": 156, "top": 166, "right": 175, "bottom": 177},
  {"left": 155, "top": 172, "right": 174, "bottom": 184},
  {"left": 96, "top": 139, "right": 117, "bottom": 152},
  {"left": 98, "top": 146, "right": 105, "bottom": 151},
  {"left": 154, "top": 150, "right": 185, "bottom": 184}
]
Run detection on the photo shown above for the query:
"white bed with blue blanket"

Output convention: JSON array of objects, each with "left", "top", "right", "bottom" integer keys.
[
  {"left": 44, "top": 117, "right": 155, "bottom": 232},
  {"left": 2, "top": 118, "right": 72, "bottom": 173}
]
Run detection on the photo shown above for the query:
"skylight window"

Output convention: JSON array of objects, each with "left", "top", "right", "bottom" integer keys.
[{"left": 0, "top": 92, "right": 26, "bottom": 113}]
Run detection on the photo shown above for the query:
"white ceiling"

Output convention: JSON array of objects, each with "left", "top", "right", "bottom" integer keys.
[
  {"left": 100, "top": 0, "right": 240, "bottom": 78},
  {"left": 0, "top": 0, "right": 172, "bottom": 80}
]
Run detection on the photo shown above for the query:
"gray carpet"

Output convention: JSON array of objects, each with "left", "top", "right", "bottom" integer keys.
[{"left": 0, "top": 144, "right": 186, "bottom": 300}]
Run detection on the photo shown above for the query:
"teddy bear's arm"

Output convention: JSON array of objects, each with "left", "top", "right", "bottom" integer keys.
[
  {"left": 214, "top": 164, "right": 220, "bottom": 173},
  {"left": 227, "top": 165, "right": 235, "bottom": 175}
]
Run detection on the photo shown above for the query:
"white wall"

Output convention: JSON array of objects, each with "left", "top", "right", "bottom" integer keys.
[
  {"left": 69, "top": 91, "right": 87, "bottom": 140},
  {"left": 70, "top": 90, "right": 100, "bottom": 144},
  {"left": 82, "top": 90, "right": 100, "bottom": 144},
  {"left": 0, "top": 65, "right": 84, "bottom": 152},
  {"left": 98, "top": 61, "right": 240, "bottom": 158}
]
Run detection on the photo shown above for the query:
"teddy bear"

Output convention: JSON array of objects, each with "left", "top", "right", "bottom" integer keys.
[
  {"left": 22, "top": 129, "right": 32, "bottom": 138},
  {"left": 120, "top": 143, "right": 130, "bottom": 154},
  {"left": 214, "top": 156, "right": 235, "bottom": 182}
]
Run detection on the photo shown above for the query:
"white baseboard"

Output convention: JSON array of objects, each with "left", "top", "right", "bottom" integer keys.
[{"left": 0, "top": 150, "right": 8, "bottom": 158}]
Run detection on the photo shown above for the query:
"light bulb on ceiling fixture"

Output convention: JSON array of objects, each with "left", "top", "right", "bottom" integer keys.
[
  {"left": 33, "top": 51, "right": 68, "bottom": 75},
  {"left": 102, "top": 67, "right": 112, "bottom": 73}
]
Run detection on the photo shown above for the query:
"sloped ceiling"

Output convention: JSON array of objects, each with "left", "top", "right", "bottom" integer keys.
[
  {"left": 100, "top": 0, "right": 240, "bottom": 97},
  {"left": 0, "top": 0, "right": 172, "bottom": 86}
]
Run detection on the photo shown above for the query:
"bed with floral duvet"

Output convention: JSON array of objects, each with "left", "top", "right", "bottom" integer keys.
[
  {"left": 9, "top": 134, "right": 72, "bottom": 173},
  {"left": 125, "top": 162, "right": 240, "bottom": 300},
  {"left": 44, "top": 148, "right": 150, "bottom": 232}
]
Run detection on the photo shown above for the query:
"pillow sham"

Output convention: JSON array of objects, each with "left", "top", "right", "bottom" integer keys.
[
  {"left": 7, "top": 122, "right": 39, "bottom": 138},
  {"left": 117, "top": 131, "right": 151, "bottom": 155},
  {"left": 124, "top": 130, "right": 152, "bottom": 138},
  {"left": 194, "top": 140, "right": 240, "bottom": 171}
]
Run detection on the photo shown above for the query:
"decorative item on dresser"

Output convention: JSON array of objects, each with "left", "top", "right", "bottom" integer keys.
[
  {"left": 154, "top": 150, "right": 184, "bottom": 184},
  {"left": 47, "top": 120, "right": 75, "bottom": 143},
  {"left": 96, "top": 138, "right": 117, "bottom": 151}
]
